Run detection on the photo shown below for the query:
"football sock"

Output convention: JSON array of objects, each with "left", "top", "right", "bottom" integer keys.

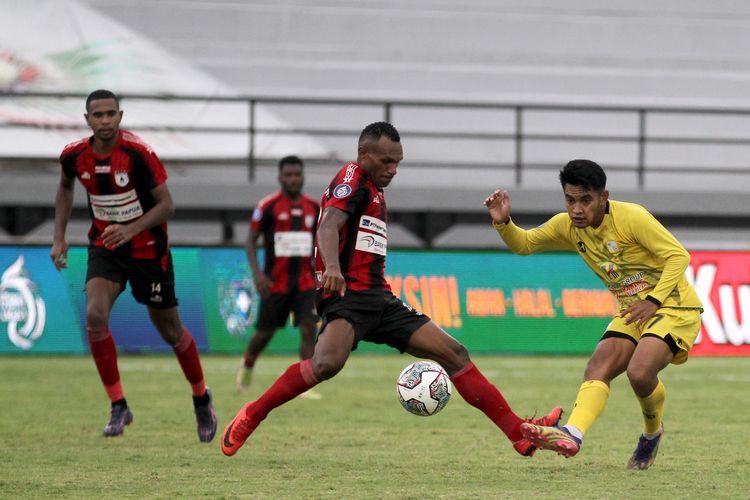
[
  {"left": 637, "top": 379, "right": 666, "bottom": 436},
  {"left": 566, "top": 380, "right": 610, "bottom": 436},
  {"left": 87, "top": 328, "right": 124, "bottom": 403},
  {"left": 245, "top": 359, "right": 318, "bottom": 421},
  {"left": 173, "top": 328, "right": 207, "bottom": 396},
  {"left": 451, "top": 362, "right": 524, "bottom": 442}
]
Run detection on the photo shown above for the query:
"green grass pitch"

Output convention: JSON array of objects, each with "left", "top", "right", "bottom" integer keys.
[{"left": 1, "top": 354, "right": 748, "bottom": 499}]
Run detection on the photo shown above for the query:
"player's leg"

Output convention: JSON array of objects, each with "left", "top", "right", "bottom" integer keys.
[
  {"left": 293, "top": 289, "right": 319, "bottom": 361},
  {"left": 522, "top": 334, "right": 635, "bottom": 457},
  {"left": 86, "top": 276, "right": 131, "bottom": 436},
  {"left": 624, "top": 335, "right": 673, "bottom": 469},
  {"left": 84, "top": 248, "right": 131, "bottom": 436},
  {"left": 291, "top": 290, "right": 321, "bottom": 399},
  {"left": 625, "top": 309, "right": 700, "bottom": 469},
  {"left": 130, "top": 253, "right": 217, "bottom": 442},
  {"left": 237, "top": 326, "right": 277, "bottom": 391},
  {"left": 405, "top": 321, "right": 562, "bottom": 456},
  {"left": 237, "top": 294, "right": 286, "bottom": 391},
  {"left": 148, "top": 305, "right": 217, "bottom": 443},
  {"left": 222, "top": 318, "right": 353, "bottom": 456}
]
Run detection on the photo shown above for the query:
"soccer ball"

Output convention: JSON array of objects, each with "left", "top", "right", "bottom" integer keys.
[{"left": 396, "top": 361, "right": 452, "bottom": 416}]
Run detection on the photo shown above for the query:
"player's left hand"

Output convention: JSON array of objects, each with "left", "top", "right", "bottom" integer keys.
[
  {"left": 101, "top": 224, "right": 137, "bottom": 249},
  {"left": 621, "top": 300, "right": 658, "bottom": 328}
]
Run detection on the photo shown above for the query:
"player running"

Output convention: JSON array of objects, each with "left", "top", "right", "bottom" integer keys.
[
  {"left": 51, "top": 89, "right": 217, "bottom": 442},
  {"left": 485, "top": 159, "right": 703, "bottom": 469},
  {"left": 222, "top": 121, "right": 562, "bottom": 458},
  {"left": 236, "top": 155, "right": 320, "bottom": 397}
]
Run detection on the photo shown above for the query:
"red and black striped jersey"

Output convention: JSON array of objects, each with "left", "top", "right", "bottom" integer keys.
[
  {"left": 315, "top": 162, "right": 390, "bottom": 292},
  {"left": 59, "top": 130, "right": 168, "bottom": 259},
  {"left": 251, "top": 191, "right": 319, "bottom": 294}
]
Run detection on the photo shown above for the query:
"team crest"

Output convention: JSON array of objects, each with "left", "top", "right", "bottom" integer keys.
[
  {"left": 606, "top": 241, "right": 620, "bottom": 254},
  {"left": 333, "top": 184, "right": 352, "bottom": 198},
  {"left": 114, "top": 172, "right": 129, "bottom": 187},
  {"left": 305, "top": 215, "right": 315, "bottom": 228}
]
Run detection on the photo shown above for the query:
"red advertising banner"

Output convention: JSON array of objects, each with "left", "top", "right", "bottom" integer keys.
[{"left": 689, "top": 252, "right": 750, "bottom": 356}]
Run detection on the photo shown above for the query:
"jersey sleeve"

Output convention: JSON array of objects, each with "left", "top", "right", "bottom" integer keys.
[
  {"left": 144, "top": 150, "right": 168, "bottom": 188},
  {"left": 59, "top": 152, "right": 77, "bottom": 180},
  {"left": 626, "top": 205, "right": 691, "bottom": 305},
  {"left": 325, "top": 171, "right": 369, "bottom": 215},
  {"left": 250, "top": 198, "right": 272, "bottom": 233},
  {"left": 493, "top": 212, "right": 576, "bottom": 254}
]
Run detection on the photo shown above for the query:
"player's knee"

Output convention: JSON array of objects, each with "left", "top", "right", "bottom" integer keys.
[
  {"left": 85, "top": 307, "right": 109, "bottom": 331},
  {"left": 440, "top": 343, "right": 470, "bottom": 373},
  {"left": 626, "top": 362, "right": 654, "bottom": 389},
  {"left": 311, "top": 355, "right": 345, "bottom": 381}
]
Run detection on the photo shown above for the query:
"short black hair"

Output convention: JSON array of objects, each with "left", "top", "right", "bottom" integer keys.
[
  {"left": 86, "top": 89, "right": 119, "bottom": 111},
  {"left": 559, "top": 159, "right": 607, "bottom": 191},
  {"left": 278, "top": 155, "right": 303, "bottom": 171},
  {"left": 358, "top": 121, "right": 400, "bottom": 145}
]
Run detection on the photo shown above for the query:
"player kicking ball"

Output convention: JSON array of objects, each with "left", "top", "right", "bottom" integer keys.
[{"left": 222, "top": 122, "right": 562, "bottom": 458}]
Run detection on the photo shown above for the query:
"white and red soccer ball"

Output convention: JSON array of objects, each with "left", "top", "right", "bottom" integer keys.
[{"left": 396, "top": 361, "right": 452, "bottom": 416}]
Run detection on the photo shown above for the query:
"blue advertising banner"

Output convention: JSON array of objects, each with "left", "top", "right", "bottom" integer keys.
[{"left": 0, "top": 247, "right": 84, "bottom": 353}]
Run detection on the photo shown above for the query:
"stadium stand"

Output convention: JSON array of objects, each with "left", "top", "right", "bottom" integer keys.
[{"left": 2, "top": 1, "right": 749, "bottom": 249}]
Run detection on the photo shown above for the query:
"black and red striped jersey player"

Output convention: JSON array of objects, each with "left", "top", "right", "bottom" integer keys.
[
  {"left": 236, "top": 155, "right": 320, "bottom": 396},
  {"left": 222, "top": 121, "right": 563, "bottom": 458},
  {"left": 51, "top": 89, "right": 217, "bottom": 442}
]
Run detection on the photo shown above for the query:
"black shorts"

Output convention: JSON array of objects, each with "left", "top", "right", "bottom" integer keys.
[
  {"left": 256, "top": 289, "right": 318, "bottom": 329},
  {"left": 317, "top": 289, "right": 431, "bottom": 353},
  {"left": 86, "top": 246, "right": 178, "bottom": 309}
]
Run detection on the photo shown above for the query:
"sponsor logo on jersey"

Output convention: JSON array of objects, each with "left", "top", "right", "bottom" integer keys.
[
  {"left": 95, "top": 165, "right": 111, "bottom": 174},
  {"left": 90, "top": 190, "right": 143, "bottom": 222},
  {"left": 251, "top": 207, "right": 262, "bottom": 221},
  {"left": 81, "top": 171, "right": 91, "bottom": 180},
  {"left": 359, "top": 215, "right": 387, "bottom": 237},
  {"left": 114, "top": 171, "right": 129, "bottom": 187},
  {"left": 274, "top": 232, "right": 313, "bottom": 257},
  {"left": 291, "top": 208, "right": 303, "bottom": 216},
  {"left": 0, "top": 256, "right": 46, "bottom": 350},
  {"left": 333, "top": 184, "right": 352, "bottom": 199},
  {"left": 577, "top": 241, "right": 587, "bottom": 253},
  {"left": 597, "top": 260, "right": 621, "bottom": 281},
  {"left": 373, "top": 195, "right": 381, "bottom": 204},
  {"left": 355, "top": 231, "right": 387, "bottom": 256},
  {"left": 278, "top": 212, "right": 289, "bottom": 221}
]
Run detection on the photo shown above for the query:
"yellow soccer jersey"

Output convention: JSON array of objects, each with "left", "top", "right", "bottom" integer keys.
[{"left": 494, "top": 200, "right": 703, "bottom": 311}]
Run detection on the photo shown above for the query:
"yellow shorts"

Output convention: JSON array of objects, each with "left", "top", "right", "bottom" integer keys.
[{"left": 605, "top": 307, "right": 702, "bottom": 365}]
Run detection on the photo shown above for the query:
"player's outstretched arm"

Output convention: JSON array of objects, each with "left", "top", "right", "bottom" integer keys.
[
  {"left": 483, "top": 189, "right": 511, "bottom": 224},
  {"left": 51, "top": 173, "right": 75, "bottom": 270}
]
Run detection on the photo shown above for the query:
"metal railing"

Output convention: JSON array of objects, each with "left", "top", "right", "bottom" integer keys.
[{"left": 3, "top": 91, "right": 750, "bottom": 187}]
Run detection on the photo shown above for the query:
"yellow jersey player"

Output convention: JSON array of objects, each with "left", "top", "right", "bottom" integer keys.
[{"left": 484, "top": 159, "right": 703, "bottom": 470}]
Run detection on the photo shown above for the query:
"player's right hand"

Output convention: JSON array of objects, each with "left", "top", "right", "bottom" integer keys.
[
  {"left": 254, "top": 273, "right": 273, "bottom": 298},
  {"left": 483, "top": 189, "right": 511, "bottom": 224},
  {"left": 322, "top": 267, "right": 346, "bottom": 297},
  {"left": 50, "top": 240, "right": 69, "bottom": 271}
]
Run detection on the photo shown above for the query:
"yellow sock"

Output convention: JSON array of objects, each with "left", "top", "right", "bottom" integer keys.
[
  {"left": 566, "top": 380, "right": 610, "bottom": 435},
  {"left": 637, "top": 379, "right": 666, "bottom": 435}
]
